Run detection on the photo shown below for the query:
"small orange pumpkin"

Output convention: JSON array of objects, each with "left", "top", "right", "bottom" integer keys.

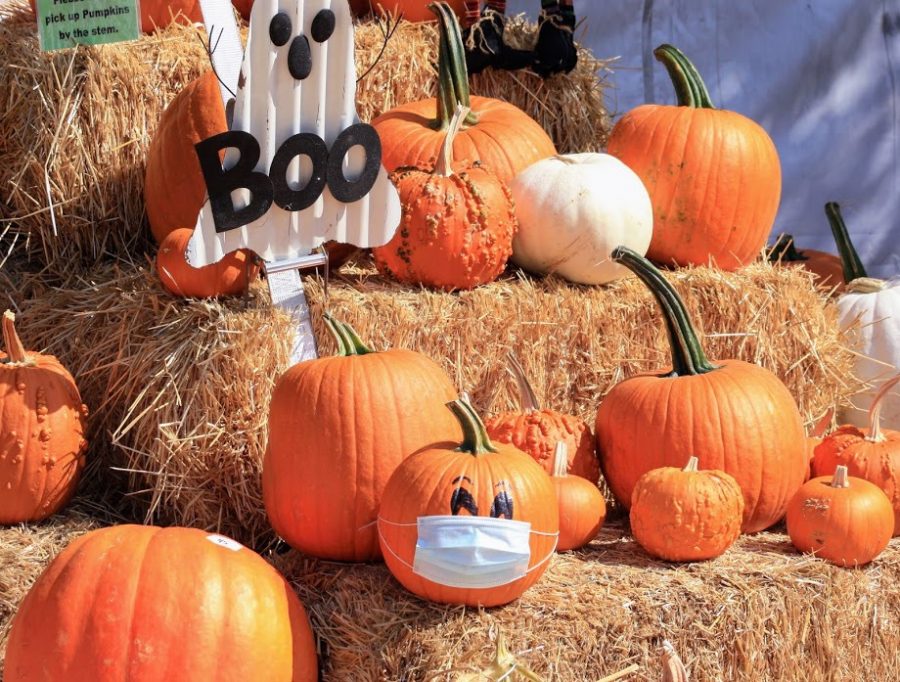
[
  {"left": 485, "top": 353, "right": 599, "bottom": 483},
  {"left": 768, "top": 234, "right": 844, "bottom": 291},
  {"left": 0, "top": 311, "right": 87, "bottom": 525},
  {"left": 812, "top": 374, "right": 900, "bottom": 534},
  {"left": 607, "top": 45, "right": 781, "bottom": 271},
  {"left": 630, "top": 456, "right": 743, "bottom": 562},
  {"left": 787, "top": 465, "right": 894, "bottom": 566},
  {"left": 4, "top": 525, "right": 317, "bottom": 680},
  {"left": 373, "top": 105, "right": 517, "bottom": 290},
  {"left": 158, "top": 228, "right": 260, "bottom": 299},
  {"left": 551, "top": 442, "right": 606, "bottom": 551},
  {"left": 378, "top": 399, "right": 558, "bottom": 607}
]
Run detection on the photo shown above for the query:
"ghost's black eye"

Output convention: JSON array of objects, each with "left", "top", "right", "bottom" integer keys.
[
  {"left": 311, "top": 9, "right": 336, "bottom": 43},
  {"left": 269, "top": 12, "right": 292, "bottom": 46}
]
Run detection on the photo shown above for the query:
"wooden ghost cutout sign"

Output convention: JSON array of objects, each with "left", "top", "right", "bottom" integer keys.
[{"left": 188, "top": 0, "right": 401, "bottom": 267}]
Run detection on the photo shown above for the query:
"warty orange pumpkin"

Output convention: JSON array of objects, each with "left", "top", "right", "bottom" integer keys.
[
  {"left": 787, "top": 465, "right": 894, "bottom": 567},
  {"left": 158, "top": 228, "right": 260, "bottom": 298},
  {"left": 263, "top": 314, "right": 461, "bottom": 561},
  {"left": 551, "top": 442, "right": 605, "bottom": 551},
  {"left": 377, "top": 399, "right": 559, "bottom": 606},
  {"left": 596, "top": 247, "right": 808, "bottom": 533},
  {"left": 3, "top": 525, "right": 317, "bottom": 681},
  {"left": 372, "top": 2, "right": 556, "bottom": 184},
  {"left": 607, "top": 44, "right": 781, "bottom": 271},
  {"left": 0, "top": 311, "right": 88, "bottom": 525},
  {"left": 484, "top": 353, "right": 599, "bottom": 483}
]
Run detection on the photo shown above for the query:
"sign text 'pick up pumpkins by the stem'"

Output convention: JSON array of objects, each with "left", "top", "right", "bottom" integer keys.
[
  {"left": 595, "top": 248, "right": 807, "bottom": 533},
  {"left": 263, "top": 314, "right": 461, "bottom": 562},
  {"left": 607, "top": 44, "right": 782, "bottom": 271}
]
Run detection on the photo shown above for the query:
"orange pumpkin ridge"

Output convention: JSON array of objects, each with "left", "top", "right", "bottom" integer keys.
[
  {"left": 0, "top": 311, "right": 88, "bottom": 525},
  {"left": 551, "top": 442, "right": 606, "bottom": 551},
  {"left": 157, "top": 228, "right": 260, "bottom": 299},
  {"left": 485, "top": 352, "right": 600, "bottom": 483},
  {"left": 607, "top": 44, "right": 781, "bottom": 271},
  {"left": 596, "top": 248, "right": 807, "bottom": 533}
]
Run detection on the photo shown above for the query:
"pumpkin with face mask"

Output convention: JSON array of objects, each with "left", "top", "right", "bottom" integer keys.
[{"left": 378, "top": 400, "right": 559, "bottom": 607}]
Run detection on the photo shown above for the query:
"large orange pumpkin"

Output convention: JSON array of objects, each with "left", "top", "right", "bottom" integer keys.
[
  {"left": 378, "top": 400, "right": 559, "bottom": 606},
  {"left": 29, "top": 0, "right": 253, "bottom": 33},
  {"left": 812, "top": 374, "right": 900, "bottom": 534},
  {"left": 768, "top": 234, "right": 844, "bottom": 291},
  {"left": 373, "top": 105, "right": 517, "bottom": 290},
  {"left": 372, "top": 2, "right": 556, "bottom": 184},
  {"left": 484, "top": 353, "right": 599, "bottom": 483},
  {"left": 157, "top": 228, "right": 260, "bottom": 298},
  {"left": 0, "top": 311, "right": 87, "bottom": 525},
  {"left": 263, "top": 315, "right": 461, "bottom": 561},
  {"left": 596, "top": 248, "right": 807, "bottom": 533},
  {"left": 351, "top": 0, "right": 465, "bottom": 22},
  {"left": 4, "top": 525, "right": 317, "bottom": 681},
  {"left": 607, "top": 45, "right": 781, "bottom": 271}
]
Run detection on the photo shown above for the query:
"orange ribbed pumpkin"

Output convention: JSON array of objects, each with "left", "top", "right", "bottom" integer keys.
[
  {"left": 607, "top": 45, "right": 781, "bottom": 271},
  {"left": 630, "top": 456, "right": 744, "bottom": 562},
  {"left": 372, "top": 3, "right": 556, "bottom": 184},
  {"left": 263, "top": 315, "right": 461, "bottom": 561},
  {"left": 373, "top": 105, "right": 517, "bottom": 290},
  {"left": 378, "top": 400, "right": 558, "bottom": 606},
  {"left": 812, "top": 374, "right": 900, "bottom": 534},
  {"left": 0, "top": 311, "right": 87, "bottom": 525},
  {"left": 351, "top": 0, "right": 464, "bottom": 22},
  {"left": 158, "top": 228, "right": 259, "bottom": 298},
  {"left": 484, "top": 353, "right": 599, "bottom": 483},
  {"left": 29, "top": 0, "right": 253, "bottom": 33},
  {"left": 3, "top": 525, "right": 317, "bottom": 681},
  {"left": 596, "top": 248, "right": 807, "bottom": 533},
  {"left": 769, "top": 234, "right": 844, "bottom": 291},
  {"left": 551, "top": 443, "right": 605, "bottom": 551}
]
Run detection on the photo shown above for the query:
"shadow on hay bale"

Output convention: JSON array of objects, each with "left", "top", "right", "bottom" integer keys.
[
  {"left": 3, "top": 257, "right": 858, "bottom": 551},
  {"left": 0, "top": 3, "right": 611, "bottom": 279}
]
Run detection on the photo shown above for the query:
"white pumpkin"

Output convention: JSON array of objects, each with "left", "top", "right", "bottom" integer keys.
[
  {"left": 827, "top": 202, "right": 900, "bottom": 428},
  {"left": 509, "top": 153, "right": 653, "bottom": 285}
]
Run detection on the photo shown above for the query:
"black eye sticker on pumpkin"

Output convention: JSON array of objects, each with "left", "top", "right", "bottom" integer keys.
[
  {"left": 269, "top": 12, "right": 292, "bottom": 47},
  {"left": 490, "top": 482, "right": 514, "bottom": 520},
  {"left": 450, "top": 476, "right": 479, "bottom": 516},
  {"left": 311, "top": 9, "right": 335, "bottom": 43}
]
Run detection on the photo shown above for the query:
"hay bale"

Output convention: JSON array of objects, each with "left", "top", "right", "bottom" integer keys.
[
  {"left": 5, "top": 257, "right": 856, "bottom": 548},
  {"left": 0, "top": 4, "right": 610, "bottom": 278}
]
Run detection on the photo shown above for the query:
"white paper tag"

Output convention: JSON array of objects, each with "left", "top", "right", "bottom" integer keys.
[
  {"left": 205, "top": 534, "right": 244, "bottom": 551},
  {"left": 267, "top": 269, "right": 318, "bottom": 364}
]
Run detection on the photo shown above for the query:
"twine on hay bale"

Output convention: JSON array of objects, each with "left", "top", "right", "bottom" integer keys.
[
  {"left": 4, "top": 257, "right": 857, "bottom": 549},
  {"left": 0, "top": 4, "right": 611, "bottom": 278}
]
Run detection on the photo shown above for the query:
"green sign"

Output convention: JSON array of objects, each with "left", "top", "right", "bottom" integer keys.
[{"left": 36, "top": 0, "right": 141, "bottom": 52}]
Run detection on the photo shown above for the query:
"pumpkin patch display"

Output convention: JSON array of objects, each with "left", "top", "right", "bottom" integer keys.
[
  {"left": 596, "top": 247, "right": 808, "bottom": 533},
  {"left": 484, "top": 353, "right": 599, "bottom": 483},
  {"left": 828, "top": 202, "right": 900, "bottom": 429},
  {"left": 157, "top": 229, "right": 260, "bottom": 299},
  {"left": 3, "top": 525, "right": 317, "bottom": 681},
  {"left": 373, "top": 106, "right": 518, "bottom": 290},
  {"left": 768, "top": 234, "right": 844, "bottom": 291},
  {"left": 372, "top": 2, "right": 557, "bottom": 184},
  {"left": 630, "top": 457, "right": 744, "bottom": 562},
  {"left": 551, "top": 442, "right": 606, "bottom": 551},
  {"left": 0, "top": 311, "right": 88, "bottom": 525},
  {"left": 509, "top": 153, "right": 653, "bottom": 285},
  {"left": 263, "top": 314, "right": 461, "bottom": 562},
  {"left": 607, "top": 44, "right": 781, "bottom": 271},
  {"left": 786, "top": 465, "right": 894, "bottom": 567},
  {"left": 812, "top": 374, "right": 900, "bottom": 533},
  {"left": 377, "top": 400, "right": 559, "bottom": 607}
]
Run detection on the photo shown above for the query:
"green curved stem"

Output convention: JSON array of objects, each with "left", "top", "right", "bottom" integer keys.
[
  {"left": 768, "top": 234, "right": 807, "bottom": 263},
  {"left": 447, "top": 399, "right": 498, "bottom": 456},
  {"left": 825, "top": 202, "right": 868, "bottom": 282},
  {"left": 654, "top": 44, "right": 715, "bottom": 109},
  {"left": 429, "top": 1, "right": 479, "bottom": 129},
  {"left": 611, "top": 247, "right": 719, "bottom": 377},
  {"left": 323, "top": 312, "right": 374, "bottom": 356}
]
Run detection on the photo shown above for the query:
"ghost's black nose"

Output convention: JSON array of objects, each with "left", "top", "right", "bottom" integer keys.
[{"left": 288, "top": 35, "right": 312, "bottom": 80}]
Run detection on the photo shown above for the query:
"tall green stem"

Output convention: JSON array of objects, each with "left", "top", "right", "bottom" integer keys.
[
  {"left": 447, "top": 399, "right": 499, "bottom": 455},
  {"left": 429, "top": 2, "right": 479, "bottom": 129},
  {"left": 611, "top": 247, "right": 719, "bottom": 377},
  {"left": 825, "top": 202, "right": 868, "bottom": 282},
  {"left": 654, "top": 44, "right": 715, "bottom": 109},
  {"left": 322, "top": 312, "right": 375, "bottom": 356}
]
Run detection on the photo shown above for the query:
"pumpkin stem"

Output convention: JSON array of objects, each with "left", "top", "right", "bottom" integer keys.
[
  {"left": 867, "top": 374, "right": 900, "bottom": 443},
  {"left": 2, "top": 311, "right": 28, "bottom": 363},
  {"left": 825, "top": 202, "right": 869, "bottom": 283},
  {"left": 654, "top": 44, "right": 715, "bottom": 109},
  {"left": 768, "top": 234, "right": 807, "bottom": 263},
  {"left": 507, "top": 352, "right": 541, "bottom": 412},
  {"left": 660, "top": 640, "right": 689, "bottom": 682},
  {"left": 831, "top": 465, "right": 850, "bottom": 489},
  {"left": 683, "top": 456, "right": 699, "bottom": 473},
  {"left": 430, "top": 2, "right": 479, "bottom": 129},
  {"left": 611, "top": 247, "right": 719, "bottom": 377},
  {"left": 434, "top": 105, "right": 470, "bottom": 177},
  {"left": 552, "top": 442, "right": 568, "bottom": 477},
  {"left": 322, "top": 312, "right": 374, "bottom": 356},
  {"left": 448, "top": 399, "right": 499, "bottom": 456}
]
